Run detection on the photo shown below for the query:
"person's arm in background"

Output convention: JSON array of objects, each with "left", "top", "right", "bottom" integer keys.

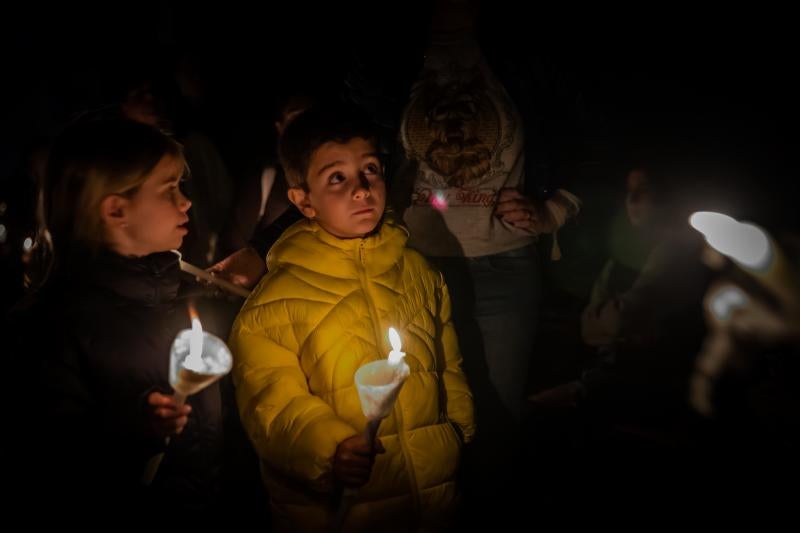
[
  {"left": 216, "top": 165, "right": 264, "bottom": 261},
  {"left": 493, "top": 187, "right": 581, "bottom": 237},
  {"left": 491, "top": 43, "right": 596, "bottom": 249},
  {"left": 247, "top": 204, "right": 304, "bottom": 261},
  {"left": 208, "top": 205, "right": 305, "bottom": 289}
]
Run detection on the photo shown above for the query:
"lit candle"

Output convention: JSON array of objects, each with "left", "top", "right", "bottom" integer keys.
[
  {"left": 141, "top": 304, "right": 233, "bottom": 485},
  {"left": 183, "top": 309, "right": 205, "bottom": 374},
  {"left": 387, "top": 327, "right": 406, "bottom": 365},
  {"left": 339, "top": 328, "right": 411, "bottom": 527},
  {"left": 170, "top": 304, "right": 233, "bottom": 404},
  {"left": 690, "top": 211, "right": 799, "bottom": 313},
  {"left": 354, "top": 328, "right": 411, "bottom": 422},
  {"left": 689, "top": 212, "right": 800, "bottom": 417}
]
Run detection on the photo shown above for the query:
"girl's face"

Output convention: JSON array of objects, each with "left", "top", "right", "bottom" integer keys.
[{"left": 118, "top": 154, "right": 191, "bottom": 255}]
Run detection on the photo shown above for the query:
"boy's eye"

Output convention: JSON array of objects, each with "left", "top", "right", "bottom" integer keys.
[
  {"left": 364, "top": 163, "right": 380, "bottom": 175},
  {"left": 328, "top": 173, "right": 346, "bottom": 185}
]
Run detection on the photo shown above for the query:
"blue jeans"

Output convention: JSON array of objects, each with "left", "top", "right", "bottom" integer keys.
[
  {"left": 431, "top": 244, "right": 540, "bottom": 430},
  {"left": 432, "top": 244, "right": 541, "bottom": 498}
]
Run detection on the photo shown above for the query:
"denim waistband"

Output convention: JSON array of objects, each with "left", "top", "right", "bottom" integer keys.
[
  {"left": 457, "top": 243, "right": 537, "bottom": 262},
  {"left": 430, "top": 243, "right": 537, "bottom": 264},
  {"left": 486, "top": 243, "right": 537, "bottom": 259}
]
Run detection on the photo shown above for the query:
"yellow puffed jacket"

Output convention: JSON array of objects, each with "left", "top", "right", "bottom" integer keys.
[{"left": 229, "top": 218, "right": 475, "bottom": 532}]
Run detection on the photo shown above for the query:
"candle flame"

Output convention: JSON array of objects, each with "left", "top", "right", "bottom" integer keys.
[
  {"left": 389, "top": 327, "right": 401, "bottom": 352},
  {"left": 186, "top": 303, "right": 204, "bottom": 371},
  {"left": 387, "top": 327, "right": 405, "bottom": 365}
]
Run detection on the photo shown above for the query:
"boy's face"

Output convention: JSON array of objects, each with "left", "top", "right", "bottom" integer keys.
[
  {"left": 289, "top": 137, "right": 386, "bottom": 239},
  {"left": 117, "top": 154, "right": 191, "bottom": 255}
]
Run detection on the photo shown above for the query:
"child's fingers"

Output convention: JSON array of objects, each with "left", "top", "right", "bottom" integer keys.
[
  {"left": 174, "top": 415, "right": 189, "bottom": 434},
  {"left": 340, "top": 464, "right": 371, "bottom": 477},
  {"left": 148, "top": 391, "right": 192, "bottom": 409},
  {"left": 337, "top": 467, "right": 371, "bottom": 487},
  {"left": 147, "top": 391, "right": 173, "bottom": 407},
  {"left": 154, "top": 415, "right": 189, "bottom": 436},
  {"left": 341, "top": 436, "right": 373, "bottom": 455},
  {"left": 162, "top": 415, "right": 189, "bottom": 430},
  {"left": 207, "top": 258, "right": 237, "bottom": 281},
  {"left": 169, "top": 404, "right": 192, "bottom": 417},
  {"left": 374, "top": 438, "right": 386, "bottom": 454},
  {"left": 340, "top": 453, "right": 372, "bottom": 469},
  {"left": 153, "top": 403, "right": 191, "bottom": 419}
]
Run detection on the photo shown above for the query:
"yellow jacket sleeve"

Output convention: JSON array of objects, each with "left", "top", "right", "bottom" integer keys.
[{"left": 230, "top": 308, "right": 357, "bottom": 491}]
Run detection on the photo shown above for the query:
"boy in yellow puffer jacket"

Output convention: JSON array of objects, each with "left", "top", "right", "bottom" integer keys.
[{"left": 229, "top": 104, "right": 475, "bottom": 532}]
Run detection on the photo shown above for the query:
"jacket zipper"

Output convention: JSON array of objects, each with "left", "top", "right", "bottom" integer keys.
[{"left": 356, "top": 240, "right": 421, "bottom": 517}]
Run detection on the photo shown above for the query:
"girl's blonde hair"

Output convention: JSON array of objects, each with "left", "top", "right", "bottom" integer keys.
[{"left": 41, "top": 119, "right": 185, "bottom": 273}]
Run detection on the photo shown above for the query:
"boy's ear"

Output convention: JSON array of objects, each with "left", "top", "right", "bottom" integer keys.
[
  {"left": 100, "top": 194, "right": 130, "bottom": 228},
  {"left": 287, "top": 187, "right": 316, "bottom": 219}
]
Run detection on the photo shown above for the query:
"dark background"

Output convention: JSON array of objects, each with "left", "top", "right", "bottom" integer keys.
[
  {"left": 4, "top": 2, "right": 796, "bottom": 191},
  {"left": 3, "top": 1, "right": 797, "bottom": 323}
]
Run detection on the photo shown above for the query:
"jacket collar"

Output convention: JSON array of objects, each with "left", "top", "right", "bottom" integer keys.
[
  {"left": 84, "top": 249, "right": 182, "bottom": 306},
  {"left": 267, "top": 215, "right": 409, "bottom": 277}
]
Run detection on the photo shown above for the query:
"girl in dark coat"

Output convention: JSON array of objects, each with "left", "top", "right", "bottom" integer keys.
[{"left": 13, "top": 119, "right": 224, "bottom": 522}]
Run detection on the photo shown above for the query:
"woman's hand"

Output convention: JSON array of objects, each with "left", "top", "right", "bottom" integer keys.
[
  {"left": 207, "top": 247, "right": 267, "bottom": 289},
  {"left": 494, "top": 188, "right": 557, "bottom": 234}
]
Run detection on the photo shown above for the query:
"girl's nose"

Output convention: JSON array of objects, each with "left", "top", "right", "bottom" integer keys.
[{"left": 178, "top": 191, "right": 192, "bottom": 212}]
